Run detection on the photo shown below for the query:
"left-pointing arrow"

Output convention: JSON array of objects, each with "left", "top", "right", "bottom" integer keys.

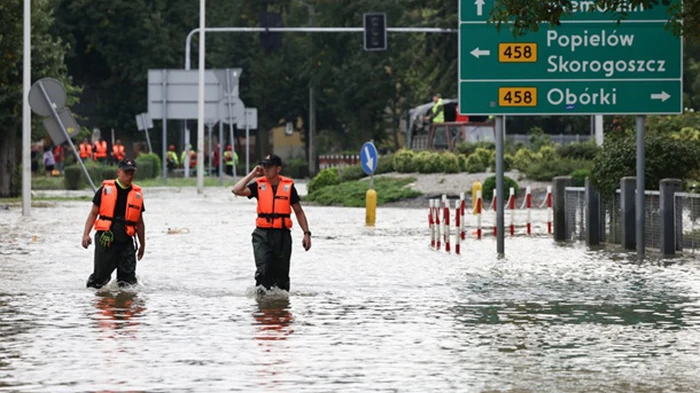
[
  {"left": 470, "top": 47, "right": 491, "bottom": 59},
  {"left": 650, "top": 91, "right": 671, "bottom": 102}
]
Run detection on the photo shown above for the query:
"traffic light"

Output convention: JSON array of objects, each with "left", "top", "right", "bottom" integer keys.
[
  {"left": 363, "top": 13, "right": 387, "bottom": 51},
  {"left": 260, "top": 12, "right": 283, "bottom": 53}
]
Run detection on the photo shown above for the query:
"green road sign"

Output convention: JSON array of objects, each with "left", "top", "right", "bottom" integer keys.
[
  {"left": 460, "top": 80, "right": 681, "bottom": 115},
  {"left": 458, "top": 0, "right": 682, "bottom": 115}
]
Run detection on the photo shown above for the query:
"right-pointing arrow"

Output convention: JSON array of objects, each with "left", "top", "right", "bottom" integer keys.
[{"left": 650, "top": 91, "right": 671, "bottom": 102}]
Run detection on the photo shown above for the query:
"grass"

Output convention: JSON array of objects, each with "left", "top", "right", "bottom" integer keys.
[{"left": 304, "top": 177, "right": 421, "bottom": 207}]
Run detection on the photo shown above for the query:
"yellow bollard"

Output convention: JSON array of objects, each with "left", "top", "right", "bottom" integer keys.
[
  {"left": 366, "top": 188, "right": 377, "bottom": 226},
  {"left": 472, "top": 180, "right": 482, "bottom": 214}
]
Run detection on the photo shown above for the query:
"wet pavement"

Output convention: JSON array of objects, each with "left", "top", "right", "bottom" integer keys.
[{"left": 1, "top": 186, "right": 699, "bottom": 392}]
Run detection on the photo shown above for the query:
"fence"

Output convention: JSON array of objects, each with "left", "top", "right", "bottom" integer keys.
[{"left": 318, "top": 155, "right": 360, "bottom": 170}]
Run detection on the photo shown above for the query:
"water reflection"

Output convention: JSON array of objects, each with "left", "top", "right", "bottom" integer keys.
[
  {"left": 91, "top": 291, "right": 146, "bottom": 339},
  {"left": 252, "top": 294, "right": 294, "bottom": 343}
]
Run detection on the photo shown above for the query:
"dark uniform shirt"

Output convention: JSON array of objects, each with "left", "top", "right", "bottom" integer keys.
[{"left": 93, "top": 184, "right": 146, "bottom": 243}]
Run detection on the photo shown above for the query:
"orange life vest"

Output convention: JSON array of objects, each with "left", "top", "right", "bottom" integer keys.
[
  {"left": 94, "top": 141, "right": 108, "bottom": 159},
  {"left": 79, "top": 143, "right": 93, "bottom": 159},
  {"left": 256, "top": 176, "right": 294, "bottom": 229},
  {"left": 112, "top": 144, "right": 125, "bottom": 161},
  {"left": 94, "top": 180, "right": 144, "bottom": 237}
]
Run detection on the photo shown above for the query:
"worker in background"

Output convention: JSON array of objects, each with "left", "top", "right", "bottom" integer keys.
[
  {"left": 112, "top": 139, "right": 126, "bottom": 163},
  {"left": 79, "top": 138, "right": 93, "bottom": 161},
  {"left": 93, "top": 138, "right": 108, "bottom": 165},
  {"left": 166, "top": 145, "right": 179, "bottom": 171},
  {"left": 424, "top": 93, "right": 445, "bottom": 124}
]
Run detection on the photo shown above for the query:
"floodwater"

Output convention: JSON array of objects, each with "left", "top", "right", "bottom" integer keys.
[{"left": 1, "top": 186, "right": 700, "bottom": 392}]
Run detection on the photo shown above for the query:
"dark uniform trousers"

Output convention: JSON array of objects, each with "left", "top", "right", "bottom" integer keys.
[
  {"left": 86, "top": 232, "right": 138, "bottom": 288},
  {"left": 252, "top": 227, "right": 292, "bottom": 291}
]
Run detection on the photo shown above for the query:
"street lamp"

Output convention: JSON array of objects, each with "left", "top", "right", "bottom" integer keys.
[{"left": 297, "top": 0, "right": 317, "bottom": 176}]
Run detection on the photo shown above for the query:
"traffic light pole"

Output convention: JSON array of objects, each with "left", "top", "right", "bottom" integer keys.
[{"left": 184, "top": 26, "right": 456, "bottom": 176}]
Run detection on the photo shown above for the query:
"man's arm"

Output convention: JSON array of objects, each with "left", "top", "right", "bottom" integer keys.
[
  {"left": 136, "top": 215, "right": 146, "bottom": 260},
  {"left": 82, "top": 204, "right": 99, "bottom": 248},
  {"left": 231, "top": 165, "right": 263, "bottom": 197},
  {"left": 292, "top": 203, "right": 311, "bottom": 251}
]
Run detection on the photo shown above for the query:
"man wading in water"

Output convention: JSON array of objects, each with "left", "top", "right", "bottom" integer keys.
[{"left": 232, "top": 154, "right": 311, "bottom": 292}]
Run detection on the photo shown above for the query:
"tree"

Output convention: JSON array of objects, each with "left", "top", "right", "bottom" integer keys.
[
  {"left": 489, "top": 0, "right": 692, "bottom": 37},
  {"left": 0, "top": 0, "right": 72, "bottom": 197}
]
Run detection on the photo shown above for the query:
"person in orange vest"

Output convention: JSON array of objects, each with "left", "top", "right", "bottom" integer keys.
[
  {"left": 93, "top": 139, "right": 109, "bottom": 164},
  {"left": 231, "top": 154, "right": 311, "bottom": 292},
  {"left": 53, "top": 143, "right": 65, "bottom": 175},
  {"left": 79, "top": 138, "right": 93, "bottom": 160},
  {"left": 112, "top": 139, "right": 126, "bottom": 163},
  {"left": 81, "top": 158, "right": 146, "bottom": 288}
]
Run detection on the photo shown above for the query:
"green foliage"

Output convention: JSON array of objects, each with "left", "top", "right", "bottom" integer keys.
[
  {"left": 525, "top": 159, "right": 592, "bottom": 182},
  {"left": 556, "top": 141, "right": 599, "bottom": 160},
  {"left": 454, "top": 141, "right": 495, "bottom": 156},
  {"left": 538, "top": 145, "right": 558, "bottom": 162},
  {"left": 340, "top": 165, "right": 367, "bottom": 182},
  {"left": 10, "top": 165, "right": 21, "bottom": 197},
  {"left": 393, "top": 149, "right": 417, "bottom": 173},
  {"left": 306, "top": 177, "right": 421, "bottom": 207},
  {"left": 513, "top": 148, "right": 539, "bottom": 171},
  {"left": 570, "top": 168, "right": 591, "bottom": 187},
  {"left": 138, "top": 153, "right": 162, "bottom": 178},
  {"left": 528, "top": 126, "right": 552, "bottom": 151},
  {"left": 308, "top": 168, "right": 340, "bottom": 194},
  {"left": 64, "top": 165, "right": 85, "bottom": 190},
  {"left": 285, "top": 158, "right": 309, "bottom": 179},
  {"left": 376, "top": 154, "right": 394, "bottom": 174},
  {"left": 134, "top": 159, "right": 154, "bottom": 180},
  {"left": 592, "top": 132, "right": 700, "bottom": 198},
  {"left": 464, "top": 154, "right": 487, "bottom": 173},
  {"left": 490, "top": 153, "right": 514, "bottom": 172},
  {"left": 415, "top": 151, "right": 441, "bottom": 173},
  {"left": 646, "top": 110, "right": 700, "bottom": 134},
  {"left": 102, "top": 167, "right": 117, "bottom": 181},
  {"left": 472, "top": 147, "right": 494, "bottom": 169},
  {"left": 439, "top": 152, "right": 461, "bottom": 174},
  {"left": 482, "top": 175, "right": 520, "bottom": 201}
]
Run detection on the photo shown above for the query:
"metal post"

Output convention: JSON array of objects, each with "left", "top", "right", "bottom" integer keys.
[
  {"left": 22, "top": 0, "right": 31, "bottom": 216},
  {"left": 621, "top": 177, "right": 636, "bottom": 250},
  {"left": 495, "top": 116, "right": 504, "bottom": 254},
  {"left": 585, "top": 178, "right": 601, "bottom": 246},
  {"left": 309, "top": 85, "right": 316, "bottom": 176},
  {"left": 218, "top": 121, "right": 224, "bottom": 186},
  {"left": 207, "top": 122, "right": 213, "bottom": 177},
  {"left": 38, "top": 82, "right": 96, "bottom": 192},
  {"left": 636, "top": 116, "right": 645, "bottom": 258},
  {"left": 161, "top": 69, "right": 168, "bottom": 185},
  {"left": 246, "top": 123, "right": 250, "bottom": 174},
  {"left": 553, "top": 176, "right": 573, "bottom": 241},
  {"left": 195, "top": 0, "right": 206, "bottom": 194},
  {"left": 659, "top": 179, "right": 682, "bottom": 256},
  {"left": 225, "top": 69, "right": 237, "bottom": 180},
  {"left": 144, "top": 126, "right": 153, "bottom": 153},
  {"left": 184, "top": 128, "right": 190, "bottom": 179}
]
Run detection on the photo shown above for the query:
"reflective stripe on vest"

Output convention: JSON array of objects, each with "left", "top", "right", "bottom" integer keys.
[
  {"left": 255, "top": 176, "right": 294, "bottom": 229},
  {"left": 93, "top": 180, "right": 144, "bottom": 237}
]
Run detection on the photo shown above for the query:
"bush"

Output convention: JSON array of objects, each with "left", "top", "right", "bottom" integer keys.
[
  {"left": 285, "top": 158, "right": 309, "bottom": 179},
  {"left": 138, "top": 152, "right": 162, "bottom": 178},
  {"left": 463, "top": 154, "right": 487, "bottom": 173},
  {"left": 439, "top": 152, "right": 461, "bottom": 173},
  {"left": 393, "top": 149, "right": 417, "bottom": 173},
  {"left": 376, "top": 153, "right": 394, "bottom": 174},
  {"left": 134, "top": 159, "right": 154, "bottom": 180},
  {"left": 556, "top": 141, "right": 599, "bottom": 160},
  {"left": 339, "top": 165, "right": 366, "bottom": 182},
  {"left": 102, "top": 167, "right": 117, "bottom": 181},
  {"left": 489, "top": 153, "right": 514, "bottom": 172},
  {"left": 592, "top": 132, "right": 700, "bottom": 198},
  {"left": 482, "top": 175, "right": 520, "bottom": 201},
  {"left": 538, "top": 145, "right": 558, "bottom": 162},
  {"left": 454, "top": 141, "right": 495, "bottom": 156},
  {"left": 525, "top": 159, "right": 592, "bottom": 181},
  {"left": 64, "top": 165, "right": 84, "bottom": 190},
  {"left": 308, "top": 167, "right": 340, "bottom": 194},
  {"left": 570, "top": 168, "right": 591, "bottom": 187},
  {"left": 528, "top": 126, "right": 552, "bottom": 151},
  {"left": 472, "top": 147, "right": 493, "bottom": 168},
  {"left": 513, "top": 148, "right": 539, "bottom": 172},
  {"left": 416, "top": 151, "right": 441, "bottom": 173}
]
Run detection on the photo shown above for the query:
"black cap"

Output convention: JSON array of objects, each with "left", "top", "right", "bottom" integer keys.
[
  {"left": 119, "top": 158, "right": 137, "bottom": 171},
  {"left": 259, "top": 154, "right": 282, "bottom": 167}
]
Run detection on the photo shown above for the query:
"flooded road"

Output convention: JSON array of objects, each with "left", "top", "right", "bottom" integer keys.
[{"left": 2, "top": 186, "right": 700, "bottom": 392}]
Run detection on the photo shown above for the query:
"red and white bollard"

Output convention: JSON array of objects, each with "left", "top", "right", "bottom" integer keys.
[
  {"left": 429, "top": 199, "right": 435, "bottom": 248},
  {"left": 459, "top": 192, "right": 466, "bottom": 240},
  {"left": 455, "top": 199, "right": 461, "bottom": 255},
  {"left": 443, "top": 195, "right": 450, "bottom": 253},
  {"left": 435, "top": 199, "right": 442, "bottom": 250},
  {"left": 508, "top": 187, "right": 515, "bottom": 236},
  {"left": 476, "top": 190, "right": 483, "bottom": 240},
  {"left": 520, "top": 186, "right": 532, "bottom": 235}
]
